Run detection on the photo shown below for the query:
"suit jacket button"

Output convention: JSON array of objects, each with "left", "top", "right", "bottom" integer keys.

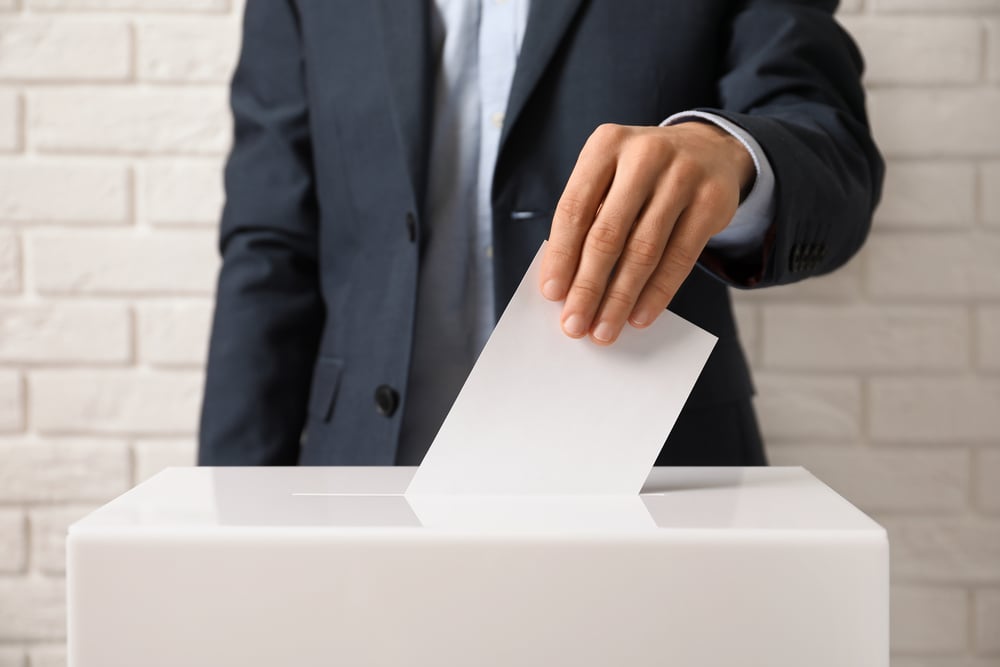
[{"left": 374, "top": 385, "right": 400, "bottom": 417}]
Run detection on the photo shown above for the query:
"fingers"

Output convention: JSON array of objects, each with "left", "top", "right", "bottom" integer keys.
[
  {"left": 585, "top": 190, "right": 685, "bottom": 344},
  {"left": 540, "top": 124, "right": 620, "bottom": 302},
  {"left": 542, "top": 122, "right": 743, "bottom": 344},
  {"left": 628, "top": 197, "right": 723, "bottom": 331},
  {"left": 559, "top": 161, "right": 657, "bottom": 338}
]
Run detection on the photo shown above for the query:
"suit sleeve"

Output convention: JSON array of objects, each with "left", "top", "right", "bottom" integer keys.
[
  {"left": 695, "top": 0, "right": 884, "bottom": 287},
  {"left": 198, "top": 0, "right": 323, "bottom": 465}
]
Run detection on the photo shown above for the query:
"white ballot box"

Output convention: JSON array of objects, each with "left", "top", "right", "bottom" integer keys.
[{"left": 67, "top": 466, "right": 888, "bottom": 667}]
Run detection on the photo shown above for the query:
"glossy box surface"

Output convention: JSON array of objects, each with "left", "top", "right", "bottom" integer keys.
[{"left": 67, "top": 467, "right": 888, "bottom": 666}]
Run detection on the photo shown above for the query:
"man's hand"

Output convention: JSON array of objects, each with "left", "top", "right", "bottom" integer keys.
[{"left": 539, "top": 121, "right": 756, "bottom": 345}]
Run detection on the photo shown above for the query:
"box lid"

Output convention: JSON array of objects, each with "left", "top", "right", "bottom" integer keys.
[{"left": 69, "top": 466, "right": 885, "bottom": 540}]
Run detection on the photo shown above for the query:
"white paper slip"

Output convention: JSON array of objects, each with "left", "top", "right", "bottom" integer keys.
[{"left": 406, "top": 242, "right": 718, "bottom": 496}]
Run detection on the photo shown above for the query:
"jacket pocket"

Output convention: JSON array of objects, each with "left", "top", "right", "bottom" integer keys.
[{"left": 307, "top": 357, "right": 345, "bottom": 423}]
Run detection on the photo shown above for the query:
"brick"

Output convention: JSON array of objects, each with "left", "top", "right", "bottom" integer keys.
[
  {"left": 753, "top": 375, "right": 860, "bottom": 441},
  {"left": 29, "top": 0, "right": 228, "bottom": 10},
  {"left": 770, "top": 446, "right": 969, "bottom": 512},
  {"left": 0, "top": 231, "right": 19, "bottom": 292},
  {"left": 762, "top": 305, "right": 968, "bottom": 371},
  {"left": 27, "top": 647, "right": 64, "bottom": 667},
  {"left": 0, "top": 90, "right": 17, "bottom": 151},
  {"left": 0, "top": 510, "right": 26, "bottom": 573},
  {"left": 871, "top": 377, "right": 1000, "bottom": 442},
  {"left": 137, "top": 19, "right": 239, "bottom": 83},
  {"left": 989, "top": 20, "right": 1000, "bottom": 83},
  {"left": 136, "top": 301, "right": 212, "bottom": 366},
  {"left": 979, "top": 450, "right": 1000, "bottom": 513},
  {"left": 892, "top": 660, "right": 1000, "bottom": 667},
  {"left": 0, "top": 161, "right": 128, "bottom": 223},
  {"left": 0, "top": 303, "right": 129, "bottom": 363},
  {"left": 875, "top": 161, "right": 975, "bottom": 229},
  {"left": 0, "top": 20, "right": 130, "bottom": 81},
  {"left": 133, "top": 438, "right": 195, "bottom": 482},
  {"left": 880, "top": 516, "right": 1000, "bottom": 583},
  {"left": 30, "top": 230, "right": 219, "bottom": 295},
  {"left": 0, "top": 438, "right": 130, "bottom": 503},
  {"left": 976, "top": 588, "right": 1000, "bottom": 654},
  {"left": 0, "top": 577, "right": 65, "bottom": 641},
  {"left": 984, "top": 162, "right": 1000, "bottom": 228},
  {"left": 867, "top": 233, "right": 1000, "bottom": 299},
  {"left": 0, "top": 648, "right": 25, "bottom": 667},
  {"left": 30, "top": 369, "right": 203, "bottom": 435},
  {"left": 29, "top": 88, "right": 230, "bottom": 155},
  {"left": 979, "top": 307, "right": 1000, "bottom": 371},
  {"left": 874, "top": 0, "right": 1000, "bottom": 10},
  {"left": 140, "top": 158, "right": 224, "bottom": 225},
  {"left": 0, "top": 370, "right": 23, "bottom": 432},
  {"left": 869, "top": 89, "right": 1000, "bottom": 158},
  {"left": 891, "top": 585, "right": 968, "bottom": 654},
  {"left": 30, "top": 506, "right": 93, "bottom": 575},
  {"left": 840, "top": 16, "right": 983, "bottom": 84}
]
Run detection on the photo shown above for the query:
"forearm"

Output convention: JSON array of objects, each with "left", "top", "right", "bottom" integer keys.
[
  {"left": 699, "top": 0, "right": 884, "bottom": 287},
  {"left": 198, "top": 0, "right": 324, "bottom": 464},
  {"left": 199, "top": 232, "right": 323, "bottom": 465}
]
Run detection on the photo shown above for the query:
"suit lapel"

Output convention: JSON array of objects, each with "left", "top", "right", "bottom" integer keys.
[
  {"left": 372, "top": 0, "right": 433, "bottom": 211},
  {"left": 360, "top": 0, "right": 585, "bottom": 208},
  {"left": 499, "top": 0, "right": 588, "bottom": 156}
]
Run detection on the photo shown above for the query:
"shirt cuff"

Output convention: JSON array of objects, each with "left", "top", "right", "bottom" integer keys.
[{"left": 661, "top": 110, "right": 775, "bottom": 253}]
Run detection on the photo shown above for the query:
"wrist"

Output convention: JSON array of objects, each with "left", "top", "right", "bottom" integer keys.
[{"left": 671, "top": 119, "right": 756, "bottom": 201}]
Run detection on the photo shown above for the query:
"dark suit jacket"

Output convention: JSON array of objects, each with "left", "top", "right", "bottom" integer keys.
[{"left": 199, "top": 0, "right": 883, "bottom": 467}]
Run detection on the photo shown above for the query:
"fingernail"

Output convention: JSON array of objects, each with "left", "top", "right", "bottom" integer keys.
[
  {"left": 593, "top": 321, "right": 615, "bottom": 342},
  {"left": 630, "top": 310, "right": 650, "bottom": 327},
  {"left": 563, "top": 314, "right": 586, "bottom": 337},
  {"left": 542, "top": 279, "right": 562, "bottom": 301}
]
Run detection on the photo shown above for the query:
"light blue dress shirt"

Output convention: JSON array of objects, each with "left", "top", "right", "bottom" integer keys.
[{"left": 396, "top": 0, "right": 775, "bottom": 464}]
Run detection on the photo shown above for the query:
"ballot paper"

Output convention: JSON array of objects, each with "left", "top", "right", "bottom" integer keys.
[{"left": 406, "top": 242, "right": 717, "bottom": 496}]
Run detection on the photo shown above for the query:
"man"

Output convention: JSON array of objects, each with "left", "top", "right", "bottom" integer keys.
[{"left": 199, "top": 0, "right": 883, "bottom": 468}]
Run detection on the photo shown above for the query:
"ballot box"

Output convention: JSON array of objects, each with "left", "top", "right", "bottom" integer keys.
[{"left": 67, "top": 466, "right": 888, "bottom": 666}]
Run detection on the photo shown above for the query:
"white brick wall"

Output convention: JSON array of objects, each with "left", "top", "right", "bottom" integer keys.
[
  {"left": 138, "top": 158, "right": 224, "bottom": 225},
  {"left": 136, "top": 19, "right": 239, "bottom": 83},
  {"left": 761, "top": 305, "right": 970, "bottom": 370},
  {"left": 29, "top": 230, "right": 219, "bottom": 294},
  {"left": 27, "top": 506, "right": 91, "bottom": 575},
  {"left": 0, "top": 161, "right": 129, "bottom": 223},
  {"left": 0, "top": 1, "right": 997, "bottom": 665},
  {"left": 0, "top": 19, "right": 131, "bottom": 81},
  {"left": 980, "top": 450, "right": 1000, "bottom": 513},
  {"left": 869, "top": 89, "right": 1000, "bottom": 157},
  {"left": 0, "top": 510, "right": 26, "bottom": 573},
  {"left": 0, "top": 303, "right": 129, "bottom": 363},
  {"left": 976, "top": 588, "right": 1000, "bottom": 654},
  {"left": 0, "top": 371, "right": 22, "bottom": 432},
  {"left": 135, "top": 301, "right": 212, "bottom": 365},
  {"left": 874, "top": 161, "right": 976, "bottom": 228},
  {"left": 984, "top": 161, "right": 1000, "bottom": 227},
  {"left": 0, "top": 91, "right": 19, "bottom": 152},
  {"left": 891, "top": 585, "right": 969, "bottom": 654},
  {"left": 28, "top": 88, "right": 230, "bottom": 154},
  {"left": 838, "top": 16, "right": 984, "bottom": 84},
  {"left": 29, "top": 369, "right": 204, "bottom": 434}
]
